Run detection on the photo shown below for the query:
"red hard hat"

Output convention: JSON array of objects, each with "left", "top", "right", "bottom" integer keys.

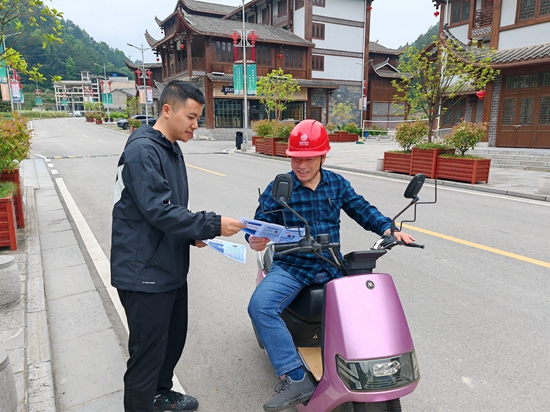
[{"left": 286, "top": 119, "right": 330, "bottom": 157}]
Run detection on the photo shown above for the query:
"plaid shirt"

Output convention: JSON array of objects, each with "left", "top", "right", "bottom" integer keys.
[{"left": 253, "top": 169, "right": 392, "bottom": 285}]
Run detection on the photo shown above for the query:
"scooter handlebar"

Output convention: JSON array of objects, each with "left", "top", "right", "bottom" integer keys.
[
  {"left": 400, "top": 241, "right": 424, "bottom": 249},
  {"left": 273, "top": 242, "right": 301, "bottom": 253}
]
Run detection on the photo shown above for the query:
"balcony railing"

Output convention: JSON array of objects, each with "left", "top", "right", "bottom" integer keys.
[
  {"left": 167, "top": 57, "right": 206, "bottom": 79},
  {"left": 471, "top": 6, "right": 493, "bottom": 37}
]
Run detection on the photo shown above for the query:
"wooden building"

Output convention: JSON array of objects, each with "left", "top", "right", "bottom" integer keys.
[{"left": 433, "top": 0, "right": 550, "bottom": 148}]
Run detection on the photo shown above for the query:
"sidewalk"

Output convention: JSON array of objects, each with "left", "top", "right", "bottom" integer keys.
[{"left": 0, "top": 139, "right": 548, "bottom": 411}]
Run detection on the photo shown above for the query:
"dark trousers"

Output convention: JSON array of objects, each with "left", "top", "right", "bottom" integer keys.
[{"left": 118, "top": 283, "right": 189, "bottom": 412}]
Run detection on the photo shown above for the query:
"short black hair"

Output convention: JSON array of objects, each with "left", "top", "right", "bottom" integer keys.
[{"left": 159, "top": 80, "right": 205, "bottom": 108}]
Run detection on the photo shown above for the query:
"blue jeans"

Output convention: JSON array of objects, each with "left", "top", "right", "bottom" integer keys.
[{"left": 248, "top": 263, "right": 331, "bottom": 377}]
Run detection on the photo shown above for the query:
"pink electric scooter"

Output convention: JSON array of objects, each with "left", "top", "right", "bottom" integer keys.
[{"left": 253, "top": 173, "right": 430, "bottom": 412}]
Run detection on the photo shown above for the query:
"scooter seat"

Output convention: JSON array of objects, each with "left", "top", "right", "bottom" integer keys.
[{"left": 286, "top": 284, "right": 324, "bottom": 323}]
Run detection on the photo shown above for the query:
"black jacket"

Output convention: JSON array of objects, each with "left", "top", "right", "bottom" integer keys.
[{"left": 110, "top": 125, "right": 221, "bottom": 292}]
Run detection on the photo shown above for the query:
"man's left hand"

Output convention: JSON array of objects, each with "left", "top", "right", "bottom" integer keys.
[{"left": 383, "top": 229, "right": 415, "bottom": 244}]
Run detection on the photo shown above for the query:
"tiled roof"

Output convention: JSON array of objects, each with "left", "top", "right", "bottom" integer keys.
[
  {"left": 181, "top": 0, "right": 237, "bottom": 16},
  {"left": 442, "top": 29, "right": 550, "bottom": 68},
  {"left": 206, "top": 73, "right": 339, "bottom": 89},
  {"left": 369, "top": 42, "right": 402, "bottom": 55},
  {"left": 124, "top": 60, "right": 162, "bottom": 70},
  {"left": 184, "top": 14, "right": 314, "bottom": 47}
]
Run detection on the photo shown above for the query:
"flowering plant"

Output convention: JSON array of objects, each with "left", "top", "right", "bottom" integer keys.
[{"left": 445, "top": 121, "right": 487, "bottom": 156}]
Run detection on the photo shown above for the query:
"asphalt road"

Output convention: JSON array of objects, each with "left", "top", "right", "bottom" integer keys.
[{"left": 30, "top": 118, "right": 550, "bottom": 411}]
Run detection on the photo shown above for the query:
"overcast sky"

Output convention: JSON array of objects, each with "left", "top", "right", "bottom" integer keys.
[{"left": 47, "top": 0, "right": 438, "bottom": 62}]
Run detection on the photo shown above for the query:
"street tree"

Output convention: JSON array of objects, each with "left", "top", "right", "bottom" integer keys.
[
  {"left": 0, "top": 0, "right": 63, "bottom": 73},
  {"left": 256, "top": 68, "right": 300, "bottom": 120},
  {"left": 331, "top": 102, "right": 353, "bottom": 128},
  {"left": 392, "top": 36, "right": 499, "bottom": 141}
]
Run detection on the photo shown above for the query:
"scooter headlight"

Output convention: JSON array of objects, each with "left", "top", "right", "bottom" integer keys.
[{"left": 336, "top": 351, "right": 420, "bottom": 391}]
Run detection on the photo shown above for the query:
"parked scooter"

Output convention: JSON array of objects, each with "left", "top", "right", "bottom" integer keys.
[{"left": 253, "top": 173, "right": 430, "bottom": 412}]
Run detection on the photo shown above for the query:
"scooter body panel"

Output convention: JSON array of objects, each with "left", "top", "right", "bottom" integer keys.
[{"left": 298, "top": 273, "right": 418, "bottom": 411}]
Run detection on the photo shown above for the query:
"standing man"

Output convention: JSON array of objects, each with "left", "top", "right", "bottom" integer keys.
[
  {"left": 247, "top": 120, "right": 415, "bottom": 412},
  {"left": 111, "top": 80, "right": 244, "bottom": 412}
]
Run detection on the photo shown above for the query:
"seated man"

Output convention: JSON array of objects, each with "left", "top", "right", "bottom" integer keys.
[{"left": 247, "top": 119, "right": 415, "bottom": 412}]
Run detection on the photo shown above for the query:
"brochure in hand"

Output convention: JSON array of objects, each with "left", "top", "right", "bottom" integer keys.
[{"left": 239, "top": 217, "right": 305, "bottom": 243}]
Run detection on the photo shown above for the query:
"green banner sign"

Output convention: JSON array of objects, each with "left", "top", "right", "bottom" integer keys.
[
  {"left": 233, "top": 64, "right": 243, "bottom": 95},
  {"left": 247, "top": 64, "right": 257, "bottom": 96}
]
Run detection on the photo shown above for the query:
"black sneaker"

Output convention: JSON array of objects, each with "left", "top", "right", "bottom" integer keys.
[
  {"left": 153, "top": 391, "right": 199, "bottom": 411},
  {"left": 263, "top": 373, "right": 316, "bottom": 412}
]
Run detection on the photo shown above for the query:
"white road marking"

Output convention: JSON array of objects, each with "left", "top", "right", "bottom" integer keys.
[
  {"left": 51, "top": 170, "right": 59, "bottom": 175},
  {"left": 54, "top": 178, "right": 185, "bottom": 393}
]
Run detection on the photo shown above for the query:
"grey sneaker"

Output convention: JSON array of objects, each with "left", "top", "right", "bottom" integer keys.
[{"left": 263, "top": 373, "right": 316, "bottom": 412}]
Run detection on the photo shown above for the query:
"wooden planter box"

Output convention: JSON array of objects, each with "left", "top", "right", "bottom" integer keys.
[
  {"left": 436, "top": 157, "right": 491, "bottom": 184},
  {"left": 254, "top": 139, "right": 266, "bottom": 154},
  {"left": 0, "top": 195, "right": 17, "bottom": 250},
  {"left": 263, "top": 137, "right": 284, "bottom": 156},
  {"left": 411, "top": 148, "right": 453, "bottom": 179},
  {"left": 95, "top": 119, "right": 103, "bottom": 124},
  {"left": 274, "top": 141, "right": 288, "bottom": 157},
  {"left": 329, "top": 132, "right": 359, "bottom": 143},
  {"left": 0, "top": 169, "right": 24, "bottom": 228},
  {"left": 252, "top": 135, "right": 263, "bottom": 146},
  {"left": 383, "top": 152, "right": 412, "bottom": 175}
]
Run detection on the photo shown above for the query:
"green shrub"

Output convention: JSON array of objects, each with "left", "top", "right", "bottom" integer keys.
[
  {"left": 326, "top": 123, "right": 336, "bottom": 133},
  {"left": 395, "top": 120, "right": 428, "bottom": 151},
  {"left": 272, "top": 122, "right": 294, "bottom": 140},
  {"left": 252, "top": 119, "right": 275, "bottom": 137},
  {"left": 444, "top": 121, "right": 487, "bottom": 156},
  {"left": 0, "top": 112, "right": 32, "bottom": 172},
  {"left": 128, "top": 118, "right": 142, "bottom": 129},
  {"left": 344, "top": 122, "right": 361, "bottom": 135},
  {"left": 0, "top": 181, "right": 17, "bottom": 197}
]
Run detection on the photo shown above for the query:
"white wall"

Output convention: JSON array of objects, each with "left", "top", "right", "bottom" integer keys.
[
  {"left": 499, "top": 21, "right": 550, "bottom": 49},
  {"left": 500, "top": 0, "right": 517, "bottom": 27},
  {"left": 318, "top": 24, "right": 364, "bottom": 52},
  {"left": 315, "top": 0, "right": 364, "bottom": 22},
  {"left": 314, "top": 55, "right": 362, "bottom": 81},
  {"left": 448, "top": 24, "right": 470, "bottom": 44},
  {"left": 294, "top": 8, "right": 305, "bottom": 38}
]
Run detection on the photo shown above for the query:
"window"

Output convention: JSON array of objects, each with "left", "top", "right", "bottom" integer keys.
[
  {"left": 261, "top": 7, "right": 269, "bottom": 24},
  {"left": 284, "top": 49, "right": 303, "bottom": 69},
  {"left": 312, "top": 0, "right": 325, "bottom": 6},
  {"left": 518, "top": 0, "right": 550, "bottom": 21},
  {"left": 450, "top": 0, "right": 470, "bottom": 24},
  {"left": 214, "top": 99, "right": 242, "bottom": 128},
  {"left": 216, "top": 41, "right": 234, "bottom": 62},
  {"left": 505, "top": 73, "right": 539, "bottom": 89},
  {"left": 312, "top": 23, "right": 325, "bottom": 40},
  {"left": 256, "top": 46, "right": 271, "bottom": 66},
  {"left": 312, "top": 55, "right": 324, "bottom": 71},
  {"left": 442, "top": 98, "right": 465, "bottom": 127},
  {"left": 295, "top": 0, "right": 304, "bottom": 10}
]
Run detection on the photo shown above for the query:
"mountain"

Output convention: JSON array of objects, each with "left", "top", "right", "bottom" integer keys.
[{"left": 408, "top": 23, "right": 440, "bottom": 50}]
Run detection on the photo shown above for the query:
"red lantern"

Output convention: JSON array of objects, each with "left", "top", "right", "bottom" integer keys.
[
  {"left": 146, "top": 69, "right": 153, "bottom": 87},
  {"left": 278, "top": 53, "right": 283, "bottom": 59},
  {"left": 135, "top": 69, "right": 142, "bottom": 86},
  {"left": 367, "top": 6, "right": 372, "bottom": 11},
  {"left": 156, "top": 57, "right": 160, "bottom": 62},
  {"left": 434, "top": 11, "right": 440, "bottom": 17},
  {"left": 476, "top": 90, "right": 486, "bottom": 100},
  {"left": 180, "top": 43, "right": 184, "bottom": 50}
]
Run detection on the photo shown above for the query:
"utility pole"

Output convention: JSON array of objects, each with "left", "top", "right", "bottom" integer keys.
[{"left": 128, "top": 43, "right": 152, "bottom": 124}]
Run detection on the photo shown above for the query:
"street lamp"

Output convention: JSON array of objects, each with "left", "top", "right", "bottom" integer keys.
[
  {"left": 127, "top": 43, "right": 152, "bottom": 124},
  {"left": 94, "top": 62, "right": 110, "bottom": 121},
  {"left": 241, "top": 0, "right": 249, "bottom": 149}
]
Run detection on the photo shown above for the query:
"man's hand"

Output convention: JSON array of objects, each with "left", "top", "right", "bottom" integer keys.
[
  {"left": 249, "top": 235, "right": 270, "bottom": 252},
  {"left": 220, "top": 217, "right": 246, "bottom": 237},
  {"left": 383, "top": 229, "right": 415, "bottom": 244},
  {"left": 194, "top": 240, "right": 207, "bottom": 248}
]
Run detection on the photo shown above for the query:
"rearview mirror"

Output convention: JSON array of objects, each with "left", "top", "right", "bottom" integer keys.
[
  {"left": 404, "top": 174, "right": 426, "bottom": 201},
  {"left": 272, "top": 174, "right": 293, "bottom": 203}
]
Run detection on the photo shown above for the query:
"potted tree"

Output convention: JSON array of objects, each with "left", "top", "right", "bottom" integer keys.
[
  {"left": 383, "top": 120, "right": 425, "bottom": 175},
  {"left": 127, "top": 118, "right": 142, "bottom": 133},
  {"left": 0, "top": 112, "right": 32, "bottom": 247},
  {"left": 436, "top": 121, "right": 491, "bottom": 184},
  {"left": 272, "top": 122, "right": 294, "bottom": 157}
]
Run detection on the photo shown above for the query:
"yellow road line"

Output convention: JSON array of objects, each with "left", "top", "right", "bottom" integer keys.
[
  {"left": 187, "top": 164, "right": 226, "bottom": 176},
  {"left": 401, "top": 223, "right": 550, "bottom": 269}
]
